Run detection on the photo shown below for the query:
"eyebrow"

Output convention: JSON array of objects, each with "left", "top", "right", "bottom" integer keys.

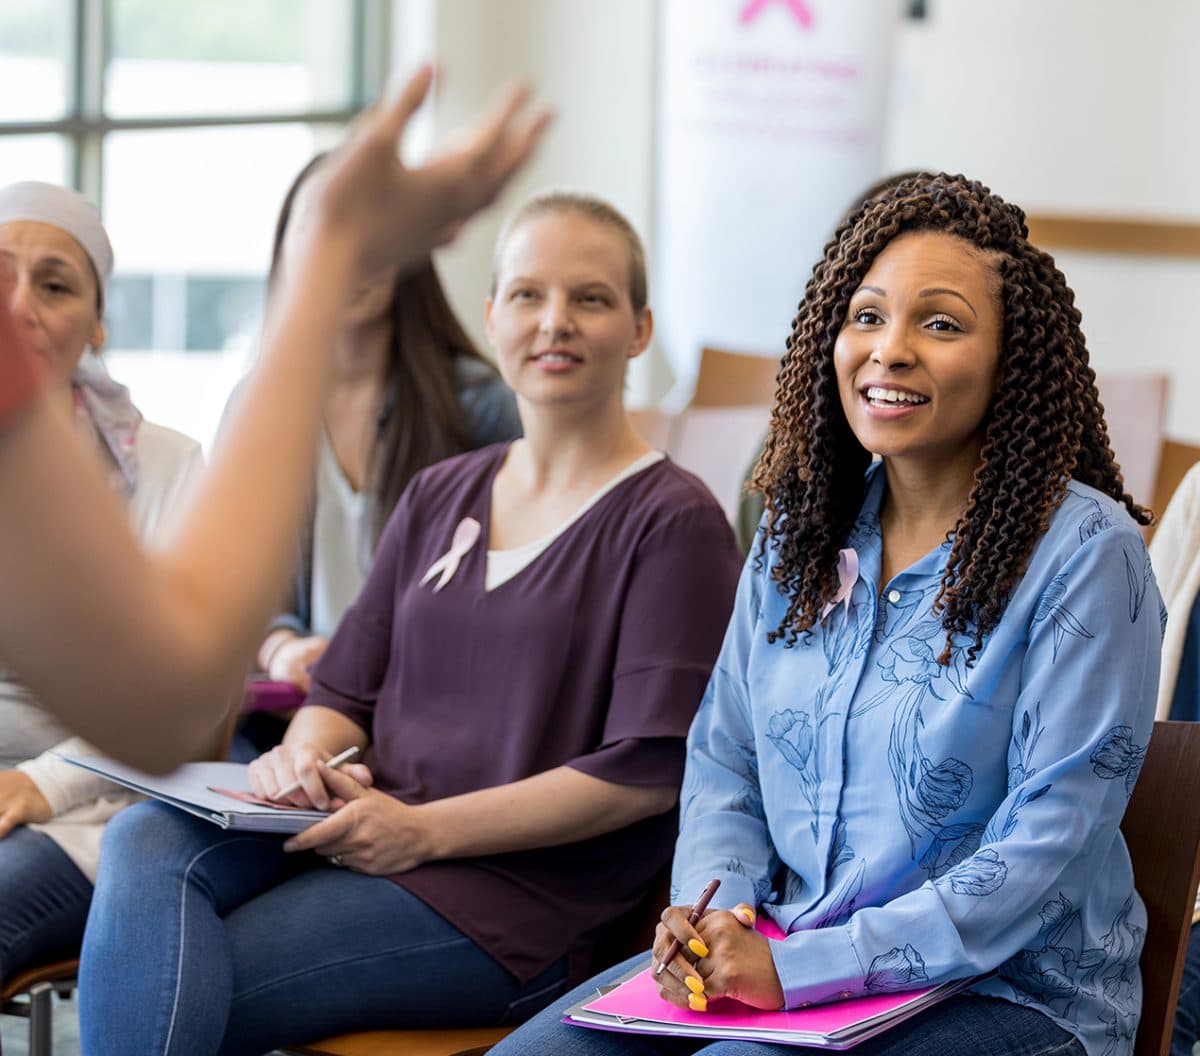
[
  {"left": 0, "top": 249, "right": 83, "bottom": 275},
  {"left": 852, "top": 284, "right": 978, "bottom": 319},
  {"left": 919, "top": 287, "right": 977, "bottom": 318}
]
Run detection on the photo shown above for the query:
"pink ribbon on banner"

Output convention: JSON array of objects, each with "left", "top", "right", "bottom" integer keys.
[
  {"left": 739, "top": 0, "right": 815, "bottom": 29},
  {"left": 420, "top": 517, "right": 481, "bottom": 592},
  {"left": 820, "top": 548, "right": 859, "bottom": 622}
]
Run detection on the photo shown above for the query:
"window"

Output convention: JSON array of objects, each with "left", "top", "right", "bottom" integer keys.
[{"left": 0, "top": 0, "right": 387, "bottom": 447}]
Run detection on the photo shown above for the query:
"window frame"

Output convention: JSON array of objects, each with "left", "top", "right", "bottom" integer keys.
[{"left": 0, "top": 0, "right": 389, "bottom": 203}]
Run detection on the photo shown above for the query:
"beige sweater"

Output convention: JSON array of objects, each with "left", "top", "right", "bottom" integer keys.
[
  {"left": 7, "top": 421, "right": 202, "bottom": 881},
  {"left": 1148, "top": 463, "right": 1200, "bottom": 720}
]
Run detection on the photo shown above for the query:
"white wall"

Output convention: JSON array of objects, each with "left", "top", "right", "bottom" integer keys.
[
  {"left": 391, "top": 0, "right": 670, "bottom": 402},
  {"left": 392, "top": 0, "right": 1200, "bottom": 440},
  {"left": 884, "top": 0, "right": 1200, "bottom": 443}
]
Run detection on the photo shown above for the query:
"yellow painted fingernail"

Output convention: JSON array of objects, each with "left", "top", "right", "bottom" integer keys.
[
  {"left": 735, "top": 904, "right": 756, "bottom": 925},
  {"left": 688, "top": 993, "right": 708, "bottom": 1012},
  {"left": 685, "top": 975, "right": 705, "bottom": 995},
  {"left": 687, "top": 938, "right": 709, "bottom": 958}
]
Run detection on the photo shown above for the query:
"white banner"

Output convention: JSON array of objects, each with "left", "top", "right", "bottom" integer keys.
[{"left": 655, "top": 0, "right": 899, "bottom": 402}]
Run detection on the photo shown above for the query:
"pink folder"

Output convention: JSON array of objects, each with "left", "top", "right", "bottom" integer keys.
[{"left": 568, "top": 917, "right": 977, "bottom": 1049}]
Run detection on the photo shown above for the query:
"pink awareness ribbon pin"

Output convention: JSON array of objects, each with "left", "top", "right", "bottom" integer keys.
[
  {"left": 739, "top": 0, "right": 815, "bottom": 28},
  {"left": 420, "top": 516, "right": 481, "bottom": 592},
  {"left": 820, "top": 547, "right": 859, "bottom": 622}
]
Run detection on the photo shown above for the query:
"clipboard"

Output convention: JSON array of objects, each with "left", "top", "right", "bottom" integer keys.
[{"left": 60, "top": 755, "right": 330, "bottom": 834}]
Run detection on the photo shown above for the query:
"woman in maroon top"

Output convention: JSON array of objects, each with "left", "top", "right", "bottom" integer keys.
[{"left": 79, "top": 191, "right": 743, "bottom": 1055}]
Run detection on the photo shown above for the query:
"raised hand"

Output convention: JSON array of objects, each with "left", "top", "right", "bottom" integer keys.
[{"left": 286, "top": 65, "right": 552, "bottom": 293}]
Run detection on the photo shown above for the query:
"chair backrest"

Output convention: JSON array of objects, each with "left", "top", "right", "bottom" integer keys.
[
  {"left": 1152, "top": 439, "right": 1200, "bottom": 525},
  {"left": 1095, "top": 373, "right": 1169, "bottom": 508},
  {"left": 668, "top": 405, "right": 772, "bottom": 524},
  {"left": 692, "top": 347, "right": 779, "bottom": 408},
  {"left": 1122, "top": 720, "right": 1200, "bottom": 1056}
]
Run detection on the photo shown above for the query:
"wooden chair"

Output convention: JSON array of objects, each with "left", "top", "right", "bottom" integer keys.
[
  {"left": 285, "top": 1027, "right": 511, "bottom": 1056},
  {"left": 1152, "top": 439, "right": 1200, "bottom": 521},
  {"left": 691, "top": 347, "right": 779, "bottom": 408},
  {"left": 0, "top": 958, "right": 79, "bottom": 1056},
  {"left": 287, "top": 870, "right": 670, "bottom": 1056},
  {"left": 1123, "top": 720, "right": 1200, "bottom": 1056}
]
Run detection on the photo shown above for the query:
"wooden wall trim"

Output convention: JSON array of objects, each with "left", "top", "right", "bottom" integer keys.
[{"left": 1027, "top": 215, "right": 1200, "bottom": 258}]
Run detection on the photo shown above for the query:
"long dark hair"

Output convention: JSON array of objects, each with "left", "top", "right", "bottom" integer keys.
[
  {"left": 270, "top": 155, "right": 500, "bottom": 543},
  {"left": 751, "top": 172, "right": 1149, "bottom": 665}
]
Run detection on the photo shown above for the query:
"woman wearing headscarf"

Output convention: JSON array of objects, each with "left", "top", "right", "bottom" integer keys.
[{"left": 0, "top": 180, "right": 203, "bottom": 982}]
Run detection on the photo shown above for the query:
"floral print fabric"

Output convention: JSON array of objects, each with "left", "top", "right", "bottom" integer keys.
[{"left": 672, "top": 465, "right": 1163, "bottom": 1056}]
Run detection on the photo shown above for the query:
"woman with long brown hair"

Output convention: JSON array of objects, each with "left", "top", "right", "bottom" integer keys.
[
  {"left": 236, "top": 157, "right": 521, "bottom": 752},
  {"left": 495, "top": 172, "right": 1162, "bottom": 1056}
]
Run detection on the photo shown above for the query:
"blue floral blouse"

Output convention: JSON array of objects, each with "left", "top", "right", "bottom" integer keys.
[{"left": 672, "top": 464, "right": 1163, "bottom": 1056}]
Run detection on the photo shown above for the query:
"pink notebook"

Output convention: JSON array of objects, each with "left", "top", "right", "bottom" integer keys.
[{"left": 567, "top": 917, "right": 978, "bottom": 1049}]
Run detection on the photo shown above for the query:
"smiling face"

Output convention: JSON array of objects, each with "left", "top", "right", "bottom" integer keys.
[
  {"left": 485, "top": 211, "right": 652, "bottom": 414},
  {"left": 0, "top": 220, "right": 104, "bottom": 394},
  {"left": 833, "top": 230, "right": 1003, "bottom": 471}
]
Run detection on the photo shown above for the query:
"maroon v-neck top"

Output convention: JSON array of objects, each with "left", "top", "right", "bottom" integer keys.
[{"left": 307, "top": 444, "right": 742, "bottom": 984}]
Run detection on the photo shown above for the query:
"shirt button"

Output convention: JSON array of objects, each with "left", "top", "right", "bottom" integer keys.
[
  {"left": 840, "top": 990, "right": 853, "bottom": 999},
  {"left": 887, "top": 589, "right": 901, "bottom": 604}
]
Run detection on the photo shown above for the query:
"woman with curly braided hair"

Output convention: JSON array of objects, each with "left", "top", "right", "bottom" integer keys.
[{"left": 493, "top": 173, "right": 1163, "bottom": 1056}]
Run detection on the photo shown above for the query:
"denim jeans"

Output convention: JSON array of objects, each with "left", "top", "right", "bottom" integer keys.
[
  {"left": 78, "top": 801, "right": 565, "bottom": 1056},
  {"left": 1172, "top": 921, "right": 1200, "bottom": 1056},
  {"left": 0, "top": 826, "right": 93, "bottom": 980},
  {"left": 490, "top": 952, "right": 1086, "bottom": 1056}
]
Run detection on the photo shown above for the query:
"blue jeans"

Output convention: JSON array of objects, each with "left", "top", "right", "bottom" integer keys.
[
  {"left": 490, "top": 952, "right": 1086, "bottom": 1056},
  {"left": 78, "top": 801, "right": 565, "bottom": 1056},
  {"left": 1172, "top": 922, "right": 1200, "bottom": 1056},
  {"left": 0, "top": 826, "right": 92, "bottom": 980}
]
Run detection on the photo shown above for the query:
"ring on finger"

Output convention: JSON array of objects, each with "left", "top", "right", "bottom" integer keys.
[{"left": 329, "top": 853, "right": 345, "bottom": 868}]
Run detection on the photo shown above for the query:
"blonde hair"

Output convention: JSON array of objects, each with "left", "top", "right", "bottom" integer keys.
[{"left": 491, "top": 190, "right": 648, "bottom": 312}]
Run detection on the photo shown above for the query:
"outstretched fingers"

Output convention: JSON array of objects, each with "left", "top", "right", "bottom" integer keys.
[{"left": 369, "top": 64, "right": 436, "bottom": 146}]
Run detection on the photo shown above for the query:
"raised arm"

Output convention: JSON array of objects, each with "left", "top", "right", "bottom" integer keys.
[{"left": 0, "top": 68, "right": 548, "bottom": 772}]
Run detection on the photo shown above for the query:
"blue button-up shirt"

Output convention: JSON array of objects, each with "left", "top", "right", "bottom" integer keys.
[{"left": 673, "top": 465, "right": 1163, "bottom": 1056}]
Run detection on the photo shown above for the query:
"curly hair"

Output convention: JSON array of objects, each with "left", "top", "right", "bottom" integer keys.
[{"left": 750, "top": 172, "right": 1149, "bottom": 664}]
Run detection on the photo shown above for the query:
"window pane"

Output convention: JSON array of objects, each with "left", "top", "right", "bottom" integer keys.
[
  {"left": 102, "top": 123, "right": 343, "bottom": 449},
  {"left": 0, "top": 0, "right": 72, "bottom": 121},
  {"left": 0, "top": 135, "right": 68, "bottom": 185},
  {"left": 106, "top": 0, "right": 358, "bottom": 118}
]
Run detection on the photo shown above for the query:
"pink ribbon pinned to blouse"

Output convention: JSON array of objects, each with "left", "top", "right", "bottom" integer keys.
[
  {"left": 820, "top": 548, "right": 859, "bottom": 622},
  {"left": 420, "top": 516, "right": 481, "bottom": 592}
]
